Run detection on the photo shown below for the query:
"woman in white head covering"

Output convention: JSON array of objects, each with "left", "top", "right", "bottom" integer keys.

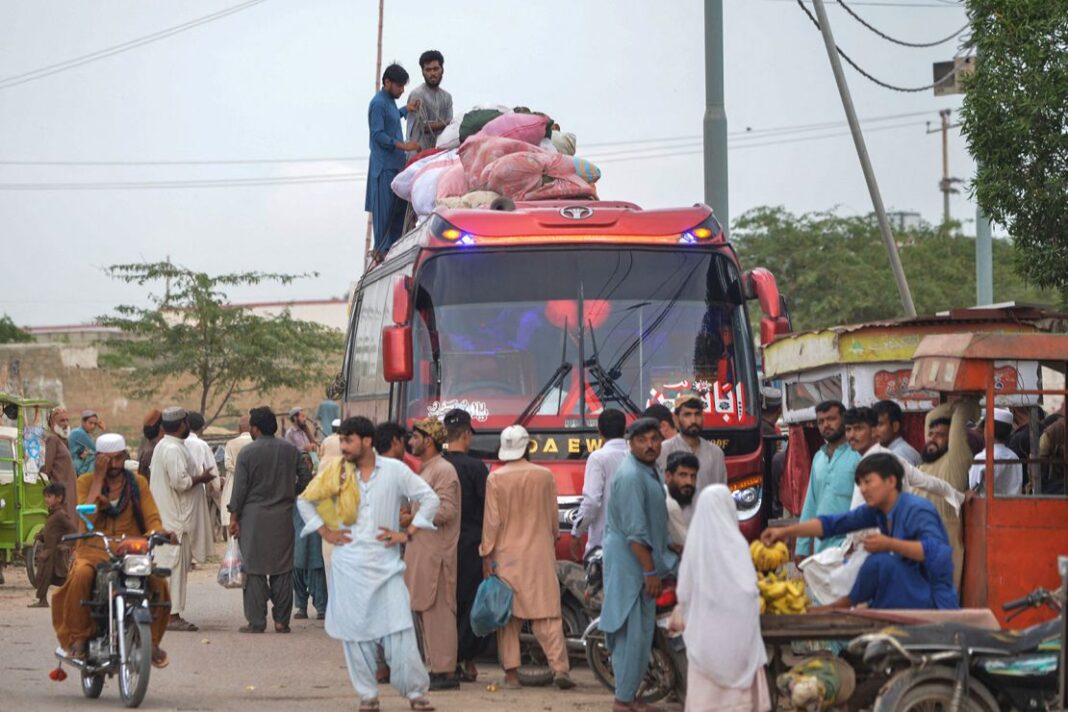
[{"left": 673, "top": 484, "right": 770, "bottom": 711}]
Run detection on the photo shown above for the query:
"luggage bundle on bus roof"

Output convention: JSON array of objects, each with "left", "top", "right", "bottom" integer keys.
[{"left": 391, "top": 105, "right": 602, "bottom": 220}]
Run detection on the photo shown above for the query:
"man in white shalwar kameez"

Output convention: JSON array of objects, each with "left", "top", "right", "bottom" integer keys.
[
  {"left": 297, "top": 416, "right": 440, "bottom": 711},
  {"left": 185, "top": 411, "right": 219, "bottom": 562},
  {"left": 801, "top": 407, "right": 965, "bottom": 604}
]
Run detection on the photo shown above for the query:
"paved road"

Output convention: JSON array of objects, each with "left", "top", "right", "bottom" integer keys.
[{"left": 0, "top": 553, "right": 675, "bottom": 711}]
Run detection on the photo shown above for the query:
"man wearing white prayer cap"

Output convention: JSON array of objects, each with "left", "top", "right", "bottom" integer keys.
[
  {"left": 968, "top": 407, "right": 1024, "bottom": 495},
  {"left": 52, "top": 430, "right": 176, "bottom": 668},
  {"left": 150, "top": 407, "right": 215, "bottom": 631}
]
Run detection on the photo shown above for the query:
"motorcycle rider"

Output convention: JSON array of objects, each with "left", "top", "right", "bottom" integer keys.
[{"left": 52, "top": 433, "right": 176, "bottom": 668}]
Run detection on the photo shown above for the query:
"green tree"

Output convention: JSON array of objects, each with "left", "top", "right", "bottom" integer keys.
[
  {"left": 99, "top": 262, "right": 344, "bottom": 425},
  {"left": 0, "top": 314, "right": 32, "bottom": 344},
  {"left": 733, "top": 206, "right": 1056, "bottom": 331},
  {"left": 959, "top": 0, "right": 1068, "bottom": 303}
]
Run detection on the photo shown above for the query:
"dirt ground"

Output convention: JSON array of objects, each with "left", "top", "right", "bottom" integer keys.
[{"left": 0, "top": 548, "right": 683, "bottom": 712}]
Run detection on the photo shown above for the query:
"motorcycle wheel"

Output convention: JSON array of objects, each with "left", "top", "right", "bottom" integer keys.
[
  {"left": 118, "top": 619, "right": 152, "bottom": 708},
  {"left": 81, "top": 670, "right": 104, "bottom": 698},
  {"left": 875, "top": 670, "right": 1000, "bottom": 712},
  {"left": 585, "top": 631, "right": 616, "bottom": 691}
]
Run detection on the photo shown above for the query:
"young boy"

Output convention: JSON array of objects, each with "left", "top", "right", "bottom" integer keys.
[
  {"left": 762, "top": 452, "right": 958, "bottom": 610},
  {"left": 29, "top": 482, "right": 77, "bottom": 607}
]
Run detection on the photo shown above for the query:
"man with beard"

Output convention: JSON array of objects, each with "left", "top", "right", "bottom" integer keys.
[
  {"left": 403, "top": 417, "right": 461, "bottom": 690},
  {"left": 406, "top": 50, "right": 453, "bottom": 152},
  {"left": 137, "top": 409, "right": 163, "bottom": 480},
  {"left": 296, "top": 416, "right": 439, "bottom": 710},
  {"left": 796, "top": 401, "right": 860, "bottom": 560},
  {"left": 151, "top": 407, "right": 215, "bottom": 632},
  {"left": 41, "top": 407, "right": 77, "bottom": 523},
  {"left": 441, "top": 408, "right": 490, "bottom": 683},
  {"left": 918, "top": 399, "right": 979, "bottom": 587},
  {"left": 801, "top": 407, "right": 964, "bottom": 604},
  {"left": 664, "top": 451, "right": 699, "bottom": 550},
  {"left": 657, "top": 397, "right": 726, "bottom": 495},
  {"left": 601, "top": 418, "right": 677, "bottom": 711},
  {"left": 53, "top": 433, "right": 175, "bottom": 667},
  {"left": 968, "top": 408, "right": 1023, "bottom": 496}
]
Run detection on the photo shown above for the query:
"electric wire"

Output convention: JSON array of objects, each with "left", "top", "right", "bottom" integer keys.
[
  {"left": 837, "top": 0, "right": 968, "bottom": 47},
  {"left": 794, "top": 0, "right": 966, "bottom": 92},
  {"left": 0, "top": 0, "right": 269, "bottom": 90}
]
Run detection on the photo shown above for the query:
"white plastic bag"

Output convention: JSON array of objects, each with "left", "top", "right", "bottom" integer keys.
[{"left": 217, "top": 537, "right": 245, "bottom": 589}]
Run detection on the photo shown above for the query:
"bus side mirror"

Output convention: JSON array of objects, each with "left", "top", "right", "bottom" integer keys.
[
  {"left": 382, "top": 325, "right": 413, "bottom": 382},
  {"left": 392, "top": 275, "right": 412, "bottom": 326},
  {"left": 745, "top": 268, "right": 791, "bottom": 346}
]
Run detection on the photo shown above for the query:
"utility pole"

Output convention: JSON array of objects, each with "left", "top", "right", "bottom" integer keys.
[
  {"left": 703, "top": 0, "right": 729, "bottom": 233},
  {"left": 363, "top": 0, "right": 385, "bottom": 270},
  {"left": 810, "top": 0, "right": 916, "bottom": 317},
  {"left": 926, "top": 109, "right": 961, "bottom": 225},
  {"left": 976, "top": 207, "right": 993, "bottom": 305}
]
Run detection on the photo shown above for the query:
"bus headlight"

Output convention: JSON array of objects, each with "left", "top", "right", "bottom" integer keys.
[
  {"left": 728, "top": 476, "right": 763, "bottom": 521},
  {"left": 122, "top": 555, "right": 152, "bottom": 576}
]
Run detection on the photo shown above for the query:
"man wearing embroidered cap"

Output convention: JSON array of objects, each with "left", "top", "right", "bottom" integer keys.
[
  {"left": 52, "top": 432, "right": 176, "bottom": 668},
  {"left": 968, "top": 408, "right": 1024, "bottom": 495},
  {"left": 405, "top": 416, "right": 462, "bottom": 690},
  {"left": 150, "top": 407, "right": 215, "bottom": 632},
  {"left": 480, "top": 425, "right": 573, "bottom": 690}
]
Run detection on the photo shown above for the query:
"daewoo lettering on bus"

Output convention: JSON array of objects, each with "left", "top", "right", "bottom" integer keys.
[{"left": 337, "top": 200, "right": 791, "bottom": 553}]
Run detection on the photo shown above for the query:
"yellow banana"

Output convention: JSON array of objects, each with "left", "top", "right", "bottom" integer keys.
[{"left": 765, "top": 582, "right": 788, "bottom": 600}]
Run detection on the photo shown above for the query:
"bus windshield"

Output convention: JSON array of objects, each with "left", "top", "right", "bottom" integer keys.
[{"left": 408, "top": 248, "right": 758, "bottom": 431}]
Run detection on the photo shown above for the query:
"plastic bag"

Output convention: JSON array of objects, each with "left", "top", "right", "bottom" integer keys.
[
  {"left": 391, "top": 149, "right": 457, "bottom": 201},
  {"left": 470, "top": 574, "right": 513, "bottom": 636},
  {"left": 217, "top": 537, "right": 245, "bottom": 589},
  {"left": 411, "top": 164, "right": 450, "bottom": 217}
]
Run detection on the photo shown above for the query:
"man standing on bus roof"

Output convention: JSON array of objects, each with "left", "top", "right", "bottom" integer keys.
[
  {"left": 404, "top": 417, "right": 462, "bottom": 690},
  {"left": 406, "top": 50, "right": 453, "bottom": 152},
  {"left": 656, "top": 397, "right": 726, "bottom": 495},
  {"left": 367, "top": 63, "right": 421, "bottom": 263}
]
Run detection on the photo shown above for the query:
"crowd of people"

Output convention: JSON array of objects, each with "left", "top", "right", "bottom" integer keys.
[{"left": 12, "top": 389, "right": 1066, "bottom": 711}]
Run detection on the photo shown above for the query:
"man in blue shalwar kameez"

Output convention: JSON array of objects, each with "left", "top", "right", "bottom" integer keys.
[
  {"left": 366, "top": 63, "right": 421, "bottom": 262},
  {"left": 297, "top": 416, "right": 440, "bottom": 711},
  {"left": 600, "top": 418, "right": 679, "bottom": 712},
  {"left": 763, "top": 452, "right": 958, "bottom": 611}
]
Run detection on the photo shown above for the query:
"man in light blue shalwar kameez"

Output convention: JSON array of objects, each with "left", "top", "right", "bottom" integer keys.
[
  {"left": 297, "top": 416, "right": 439, "bottom": 711},
  {"left": 600, "top": 418, "right": 678, "bottom": 711}
]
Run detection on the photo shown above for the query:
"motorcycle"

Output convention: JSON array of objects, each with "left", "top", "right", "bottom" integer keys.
[
  {"left": 849, "top": 576, "right": 1065, "bottom": 711},
  {"left": 580, "top": 547, "right": 688, "bottom": 705},
  {"left": 55, "top": 504, "right": 172, "bottom": 709}
]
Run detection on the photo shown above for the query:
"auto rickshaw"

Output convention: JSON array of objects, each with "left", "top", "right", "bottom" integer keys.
[
  {"left": 0, "top": 393, "right": 57, "bottom": 581},
  {"left": 908, "top": 331, "right": 1068, "bottom": 629}
]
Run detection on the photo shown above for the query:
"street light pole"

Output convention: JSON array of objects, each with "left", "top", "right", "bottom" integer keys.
[
  {"left": 703, "top": 0, "right": 729, "bottom": 233},
  {"left": 810, "top": 0, "right": 917, "bottom": 317}
]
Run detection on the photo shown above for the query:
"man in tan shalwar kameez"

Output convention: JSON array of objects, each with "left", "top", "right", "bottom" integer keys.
[
  {"left": 404, "top": 417, "right": 462, "bottom": 690},
  {"left": 41, "top": 407, "right": 78, "bottom": 523},
  {"left": 480, "top": 425, "right": 574, "bottom": 690},
  {"left": 918, "top": 399, "right": 980, "bottom": 589}
]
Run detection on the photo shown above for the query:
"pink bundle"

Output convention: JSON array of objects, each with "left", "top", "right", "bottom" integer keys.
[
  {"left": 478, "top": 112, "right": 550, "bottom": 145},
  {"left": 458, "top": 134, "right": 538, "bottom": 189},
  {"left": 480, "top": 151, "right": 596, "bottom": 201}
]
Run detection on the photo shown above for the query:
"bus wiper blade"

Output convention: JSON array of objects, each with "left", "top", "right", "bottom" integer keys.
[
  {"left": 585, "top": 355, "right": 641, "bottom": 416},
  {"left": 516, "top": 362, "right": 573, "bottom": 427}
]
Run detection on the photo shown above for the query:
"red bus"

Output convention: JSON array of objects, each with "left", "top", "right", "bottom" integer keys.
[{"left": 339, "top": 200, "right": 789, "bottom": 549}]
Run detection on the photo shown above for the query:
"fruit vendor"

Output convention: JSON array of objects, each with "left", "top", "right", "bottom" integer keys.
[{"left": 761, "top": 453, "right": 958, "bottom": 610}]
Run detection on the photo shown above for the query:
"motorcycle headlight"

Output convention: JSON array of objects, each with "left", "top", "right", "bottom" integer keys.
[{"left": 122, "top": 555, "right": 152, "bottom": 576}]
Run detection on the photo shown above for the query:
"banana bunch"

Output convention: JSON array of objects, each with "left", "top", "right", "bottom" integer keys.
[
  {"left": 757, "top": 572, "right": 809, "bottom": 615},
  {"left": 750, "top": 539, "right": 790, "bottom": 573}
]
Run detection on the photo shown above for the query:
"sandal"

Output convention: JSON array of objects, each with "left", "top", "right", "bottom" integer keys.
[
  {"left": 359, "top": 700, "right": 380, "bottom": 711},
  {"left": 455, "top": 665, "right": 477, "bottom": 683},
  {"left": 167, "top": 616, "right": 198, "bottom": 632},
  {"left": 274, "top": 622, "right": 291, "bottom": 634},
  {"left": 27, "top": 599, "right": 49, "bottom": 608},
  {"left": 409, "top": 698, "right": 435, "bottom": 711},
  {"left": 151, "top": 646, "right": 169, "bottom": 669},
  {"left": 238, "top": 625, "right": 265, "bottom": 634}
]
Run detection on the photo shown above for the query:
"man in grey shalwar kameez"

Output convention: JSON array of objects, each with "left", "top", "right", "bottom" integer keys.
[
  {"left": 228, "top": 406, "right": 310, "bottom": 634},
  {"left": 297, "top": 416, "right": 439, "bottom": 711}
]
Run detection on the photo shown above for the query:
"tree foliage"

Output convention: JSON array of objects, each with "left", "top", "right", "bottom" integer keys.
[
  {"left": 99, "top": 262, "right": 344, "bottom": 425},
  {"left": 733, "top": 206, "right": 1056, "bottom": 331},
  {"left": 0, "top": 314, "right": 32, "bottom": 344},
  {"left": 959, "top": 0, "right": 1068, "bottom": 302}
]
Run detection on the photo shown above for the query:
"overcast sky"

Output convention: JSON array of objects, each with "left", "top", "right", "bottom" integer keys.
[{"left": 0, "top": 0, "right": 977, "bottom": 327}]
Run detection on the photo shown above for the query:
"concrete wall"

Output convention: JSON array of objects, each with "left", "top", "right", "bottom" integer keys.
[{"left": 0, "top": 343, "right": 340, "bottom": 441}]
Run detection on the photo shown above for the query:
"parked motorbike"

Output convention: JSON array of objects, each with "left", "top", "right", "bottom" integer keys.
[
  {"left": 849, "top": 579, "right": 1065, "bottom": 712},
  {"left": 55, "top": 513, "right": 172, "bottom": 709},
  {"left": 580, "top": 547, "right": 688, "bottom": 705}
]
